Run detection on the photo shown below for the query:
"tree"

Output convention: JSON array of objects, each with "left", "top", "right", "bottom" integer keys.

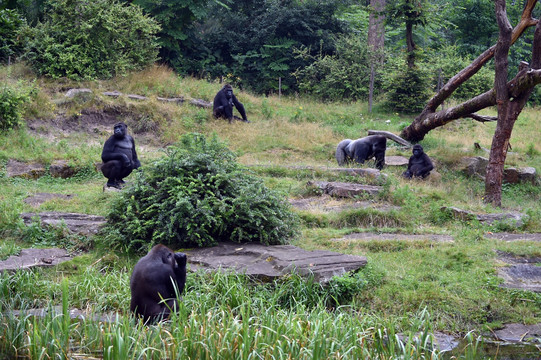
[
  {"left": 400, "top": 0, "right": 539, "bottom": 142},
  {"left": 367, "top": 0, "right": 385, "bottom": 112},
  {"left": 485, "top": 0, "right": 541, "bottom": 206}
]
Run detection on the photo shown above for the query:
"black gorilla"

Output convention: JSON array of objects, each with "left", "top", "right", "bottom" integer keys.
[
  {"left": 130, "top": 244, "right": 187, "bottom": 322},
  {"left": 335, "top": 135, "right": 387, "bottom": 170},
  {"left": 402, "top": 144, "right": 434, "bottom": 179},
  {"left": 101, "top": 122, "right": 141, "bottom": 188},
  {"left": 213, "top": 84, "right": 249, "bottom": 123}
]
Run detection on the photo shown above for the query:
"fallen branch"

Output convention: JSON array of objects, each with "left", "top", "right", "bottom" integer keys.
[
  {"left": 367, "top": 130, "right": 412, "bottom": 147},
  {"left": 464, "top": 114, "right": 498, "bottom": 123}
]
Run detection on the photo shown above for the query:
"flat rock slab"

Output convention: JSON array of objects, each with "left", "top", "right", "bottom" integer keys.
[
  {"left": 397, "top": 332, "right": 459, "bottom": 352},
  {"left": 9, "top": 306, "right": 118, "bottom": 323},
  {"left": 6, "top": 159, "right": 46, "bottom": 179},
  {"left": 0, "top": 248, "right": 72, "bottom": 273},
  {"left": 332, "top": 232, "right": 454, "bottom": 243},
  {"left": 307, "top": 181, "right": 383, "bottom": 198},
  {"left": 21, "top": 212, "right": 106, "bottom": 235},
  {"left": 24, "top": 193, "right": 76, "bottom": 208},
  {"left": 485, "top": 232, "right": 541, "bottom": 242},
  {"left": 441, "top": 206, "right": 527, "bottom": 228},
  {"left": 492, "top": 323, "right": 541, "bottom": 343},
  {"left": 385, "top": 156, "right": 409, "bottom": 166},
  {"left": 289, "top": 195, "right": 400, "bottom": 213},
  {"left": 186, "top": 242, "right": 367, "bottom": 283},
  {"left": 497, "top": 251, "right": 541, "bottom": 292}
]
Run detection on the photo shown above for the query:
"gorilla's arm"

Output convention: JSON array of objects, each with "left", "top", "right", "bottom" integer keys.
[
  {"left": 101, "top": 136, "right": 131, "bottom": 166},
  {"left": 232, "top": 94, "right": 248, "bottom": 121},
  {"left": 173, "top": 253, "right": 187, "bottom": 295},
  {"left": 129, "top": 135, "right": 141, "bottom": 169}
]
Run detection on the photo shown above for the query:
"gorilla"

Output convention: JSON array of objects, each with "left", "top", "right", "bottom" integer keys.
[
  {"left": 213, "top": 84, "right": 249, "bottom": 123},
  {"left": 130, "top": 244, "right": 187, "bottom": 323},
  {"left": 402, "top": 144, "right": 434, "bottom": 179},
  {"left": 335, "top": 135, "right": 387, "bottom": 170},
  {"left": 101, "top": 122, "right": 141, "bottom": 188}
]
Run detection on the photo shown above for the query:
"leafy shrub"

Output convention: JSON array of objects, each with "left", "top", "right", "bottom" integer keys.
[
  {"left": 0, "top": 81, "right": 34, "bottom": 130},
  {"left": 384, "top": 63, "right": 431, "bottom": 114},
  {"left": 0, "top": 9, "right": 24, "bottom": 62},
  {"left": 105, "top": 133, "right": 300, "bottom": 252},
  {"left": 20, "top": 0, "right": 159, "bottom": 80},
  {"left": 294, "top": 35, "right": 371, "bottom": 101}
]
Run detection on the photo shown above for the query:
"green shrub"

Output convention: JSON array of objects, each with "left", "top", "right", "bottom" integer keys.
[
  {"left": 105, "top": 133, "right": 300, "bottom": 252},
  {"left": 0, "top": 9, "right": 24, "bottom": 62},
  {"left": 20, "top": 0, "right": 159, "bottom": 80},
  {"left": 384, "top": 64, "right": 431, "bottom": 114},
  {"left": 0, "top": 81, "right": 34, "bottom": 130}
]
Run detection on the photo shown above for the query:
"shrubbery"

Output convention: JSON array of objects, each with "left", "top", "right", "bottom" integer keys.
[
  {"left": 0, "top": 9, "right": 24, "bottom": 62},
  {"left": 20, "top": 0, "right": 159, "bottom": 80},
  {"left": 105, "top": 133, "right": 300, "bottom": 252},
  {"left": 0, "top": 81, "right": 35, "bottom": 130}
]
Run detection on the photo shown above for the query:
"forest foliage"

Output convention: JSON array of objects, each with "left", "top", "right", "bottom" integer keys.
[{"left": 1, "top": 0, "right": 540, "bottom": 105}]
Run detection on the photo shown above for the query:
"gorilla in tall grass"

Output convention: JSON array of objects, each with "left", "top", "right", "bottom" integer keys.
[{"left": 335, "top": 135, "right": 387, "bottom": 170}]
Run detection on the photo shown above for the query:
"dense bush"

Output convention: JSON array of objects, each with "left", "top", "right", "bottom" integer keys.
[
  {"left": 20, "top": 0, "right": 159, "bottom": 79},
  {"left": 0, "top": 82, "right": 34, "bottom": 130},
  {"left": 294, "top": 36, "right": 373, "bottom": 102},
  {"left": 105, "top": 133, "right": 300, "bottom": 252},
  {"left": 0, "top": 9, "right": 24, "bottom": 62},
  {"left": 384, "top": 63, "right": 431, "bottom": 114}
]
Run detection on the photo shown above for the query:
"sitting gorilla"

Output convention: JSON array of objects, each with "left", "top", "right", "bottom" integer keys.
[
  {"left": 130, "top": 244, "right": 187, "bottom": 323},
  {"left": 402, "top": 144, "right": 434, "bottom": 179},
  {"left": 213, "top": 84, "right": 249, "bottom": 123},
  {"left": 335, "top": 135, "right": 387, "bottom": 170},
  {"left": 101, "top": 122, "right": 141, "bottom": 188}
]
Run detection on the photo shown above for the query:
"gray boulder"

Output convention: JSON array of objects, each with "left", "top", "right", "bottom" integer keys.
[
  {"left": 0, "top": 248, "right": 72, "bottom": 273},
  {"left": 49, "top": 160, "right": 76, "bottom": 178},
  {"left": 441, "top": 206, "right": 527, "bottom": 228},
  {"left": 187, "top": 242, "right": 367, "bottom": 283},
  {"left": 307, "top": 181, "right": 382, "bottom": 198},
  {"left": 6, "top": 159, "right": 46, "bottom": 179},
  {"left": 20, "top": 212, "right": 106, "bottom": 235}
]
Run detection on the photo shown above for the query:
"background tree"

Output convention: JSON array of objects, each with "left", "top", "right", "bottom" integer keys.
[{"left": 367, "top": 0, "right": 385, "bottom": 112}]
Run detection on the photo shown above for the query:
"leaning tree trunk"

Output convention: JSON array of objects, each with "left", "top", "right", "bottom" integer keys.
[
  {"left": 485, "top": 10, "right": 541, "bottom": 206},
  {"left": 368, "top": 0, "right": 385, "bottom": 113},
  {"left": 400, "top": 0, "right": 539, "bottom": 142}
]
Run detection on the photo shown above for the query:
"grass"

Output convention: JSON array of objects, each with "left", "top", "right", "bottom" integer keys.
[{"left": 1, "top": 63, "right": 541, "bottom": 358}]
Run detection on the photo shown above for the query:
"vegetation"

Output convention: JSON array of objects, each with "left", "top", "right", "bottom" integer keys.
[{"left": 0, "top": 63, "right": 540, "bottom": 358}]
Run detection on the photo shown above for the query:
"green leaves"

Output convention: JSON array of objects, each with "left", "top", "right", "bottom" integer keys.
[{"left": 105, "top": 133, "right": 299, "bottom": 252}]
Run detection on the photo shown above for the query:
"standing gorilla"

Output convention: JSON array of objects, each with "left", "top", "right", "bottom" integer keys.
[
  {"left": 130, "top": 244, "right": 187, "bottom": 323},
  {"left": 101, "top": 122, "right": 141, "bottom": 188},
  {"left": 213, "top": 84, "right": 249, "bottom": 123},
  {"left": 402, "top": 144, "right": 434, "bottom": 179},
  {"left": 335, "top": 135, "right": 387, "bottom": 170}
]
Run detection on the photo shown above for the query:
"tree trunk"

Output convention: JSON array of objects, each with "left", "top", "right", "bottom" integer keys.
[
  {"left": 400, "top": 0, "right": 539, "bottom": 142},
  {"left": 485, "top": 11, "right": 541, "bottom": 206},
  {"left": 367, "top": 0, "right": 385, "bottom": 113}
]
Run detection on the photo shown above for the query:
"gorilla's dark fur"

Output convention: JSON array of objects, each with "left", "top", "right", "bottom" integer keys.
[
  {"left": 402, "top": 144, "right": 434, "bottom": 179},
  {"left": 130, "top": 244, "right": 187, "bottom": 323},
  {"left": 101, "top": 122, "right": 141, "bottom": 188},
  {"left": 213, "top": 84, "right": 249, "bottom": 123},
  {"left": 335, "top": 135, "right": 387, "bottom": 170}
]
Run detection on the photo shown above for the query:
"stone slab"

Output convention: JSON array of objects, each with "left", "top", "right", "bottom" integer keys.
[
  {"left": 485, "top": 232, "right": 541, "bottom": 242},
  {"left": 21, "top": 212, "right": 106, "bottom": 235},
  {"left": 332, "top": 232, "right": 454, "bottom": 243},
  {"left": 186, "top": 242, "right": 367, "bottom": 283},
  {"left": 385, "top": 155, "right": 409, "bottom": 166},
  {"left": 307, "top": 181, "right": 383, "bottom": 198},
  {"left": 492, "top": 323, "right": 541, "bottom": 343},
  {"left": 6, "top": 159, "right": 46, "bottom": 179},
  {"left": 24, "top": 193, "right": 76, "bottom": 208},
  {"left": 0, "top": 248, "right": 72, "bottom": 273}
]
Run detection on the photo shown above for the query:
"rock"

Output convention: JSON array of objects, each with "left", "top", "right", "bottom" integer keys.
[
  {"left": 102, "top": 91, "right": 123, "bottom": 98},
  {"left": 64, "top": 88, "right": 93, "bottom": 101},
  {"left": 289, "top": 195, "right": 400, "bottom": 213},
  {"left": 461, "top": 156, "right": 488, "bottom": 178},
  {"left": 186, "top": 242, "right": 367, "bottom": 283},
  {"left": 460, "top": 157, "right": 537, "bottom": 184},
  {"left": 157, "top": 96, "right": 184, "bottom": 104},
  {"left": 328, "top": 167, "right": 386, "bottom": 180},
  {"left": 0, "top": 248, "right": 72, "bottom": 273},
  {"left": 397, "top": 331, "right": 459, "bottom": 352},
  {"left": 307, "top": 181, "right": 382, "bottom": 198},
  {"left": 441, "top": 206, "right": 527, "bottom": 228},
  {"left": 498, "top": 264, "right": 541, "bottom": 292},
  {"left": 24, "top": 193, "right": 76, "bottom": 208},
  {"left": 9, "top": 306, "right": 118, "bottom": 323},
  {"left": 20, "top": 212, "right": 106, "bottom": 235},
  {"left": 103, "top": 184, "right": 122, "bottom": 192},
  {"left": 518, "top": 166, "right": 537, "bottom": 184},
  {"left": 492, "top": 323, "right": 541, "bottom": 343},
  {"left": 485, "top": 232, "right": 541, "bottom": 241},
  {"left": 49, "top": 160, "right": 76, "bottom": 178},
  {"left": 127, "top": 94, "right": 147, "bottom": 101},
  {"left": 333, "top": 232, "right": 454, "bottom": 243},
  {"left": 503, "top": 167, "right": 520, "bottom": 184},
  {"left": 189, "top": 98, "right": 212, "bottom": 108},
  {"left": 385, "top": 155, "right": 409, "bottom": 166},
  {"left": 6, "top": 159, "right": 46, "bottom": 179}
]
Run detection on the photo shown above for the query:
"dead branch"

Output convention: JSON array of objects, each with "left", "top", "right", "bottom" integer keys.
[{"left": 367, "top": 130, "right": 412, "bottom": 147}]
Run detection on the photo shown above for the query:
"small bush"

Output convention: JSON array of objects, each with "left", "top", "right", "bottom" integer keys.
[
  {"left": 384, "top": 64, "right": 431, "bottom": 114},
  {"left": 0, "top": 9, "right": 24, "bottom": 62},
  {"left": 0, "top": 81, "right": 34, "bottom": 130},
  {"left": 21, "top": 0, "right": 159, "bottom": 80},
  {"left": 105, "top": 133, "right": 300, "bottom": 252}
]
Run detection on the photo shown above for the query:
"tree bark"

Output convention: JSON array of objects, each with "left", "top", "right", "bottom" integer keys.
[
  {"left": 400, "top": 0, "right": 539, "bottom": 142},
  {"left": 368, "top": 0, "right": 385, "bottom": 113}
]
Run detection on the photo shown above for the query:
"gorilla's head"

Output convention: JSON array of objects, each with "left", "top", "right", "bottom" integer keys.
[
  {"left": 113, "top": 122, "right": 127, "bottom": 139},
  {"left": 224, "top": 84, "right": 233, "bottom": 99},
  {"left": 412, "top": 144, "right": 424, "bottom": 158}
]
